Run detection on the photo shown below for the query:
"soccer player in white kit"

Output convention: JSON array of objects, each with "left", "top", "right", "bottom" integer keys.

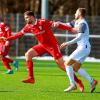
[{"left": 60, "top": 8, "right": 98, "bottom": 92}]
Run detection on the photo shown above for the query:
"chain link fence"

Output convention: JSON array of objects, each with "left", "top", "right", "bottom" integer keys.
[{"left": 1, "top": 14, "right": 100, "bottom": 58}]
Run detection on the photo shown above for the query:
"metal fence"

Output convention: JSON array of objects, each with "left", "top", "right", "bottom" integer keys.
[{"left": 1, "top": 14, "right": 100, "bottom": 58}]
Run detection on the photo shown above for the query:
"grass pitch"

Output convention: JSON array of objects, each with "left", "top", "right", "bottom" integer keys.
[{"left": 0, "top": 59, "right": 100, "bottom": 100}]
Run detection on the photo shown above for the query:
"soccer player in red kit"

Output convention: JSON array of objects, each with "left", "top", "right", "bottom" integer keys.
[
  {"left": 3, "top": 11, "right": 84, "bottom": 92},
  {"left": 0, "top": 22, "right": 19, "bottom": 74}
]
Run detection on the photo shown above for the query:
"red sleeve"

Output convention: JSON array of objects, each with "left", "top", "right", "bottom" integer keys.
[
  {"left": 45, "top": 20, "right": 53, "bottom": 27},
  {"left": 6, "top": 25, "right": 29, "bottom": 41},
  {"left": 38, "top": 19, "right": 53, "bottom": 27},
  {"left": 6, "top": 32, "right": 24, "bottom": 41},
  {"left": 56, "top": 23, "right": 72, "bottom": 31}
]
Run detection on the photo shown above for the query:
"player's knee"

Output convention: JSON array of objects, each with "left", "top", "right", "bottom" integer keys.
[
  {"left": 25, "top": 52, "right": 33, "bottom": 60},
  {"left": 25, "top": 52, "right": 29, "bottom": 58}
]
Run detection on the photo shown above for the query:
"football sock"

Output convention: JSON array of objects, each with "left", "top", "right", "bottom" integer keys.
[
  {"left": 26, "top": 60, "right": 34, "bottom": 79},
  {"left": 66, "top": 66, "right": 75, "bottom": 85},
  {"left": 78, "top": 68, "right": 93, "bottom": 83},
  {"left": 2, "top": 58, "right": 11, "bottom": 70},
  {"left": 74, "top": 74, "right": 80, "bottom": 83}
]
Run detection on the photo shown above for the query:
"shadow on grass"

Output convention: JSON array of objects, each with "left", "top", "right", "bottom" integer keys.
[
  {"left": 41, "top": 90, "right": 100, "bottom": 94},
  {"left": 64, "top": 91, "right": 100, "bottom": 94},
  {"left": 0, "top": 90, "right": 15, "bottom": 92}
]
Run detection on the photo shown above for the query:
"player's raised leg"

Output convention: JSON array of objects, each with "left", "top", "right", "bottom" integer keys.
[{"left": 63, "top": 59, "right": 77, "bottom": 92}]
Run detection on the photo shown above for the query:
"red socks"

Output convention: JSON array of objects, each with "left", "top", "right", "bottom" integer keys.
[
  {"left": 74, "top": 74, "right": 80, "bottom": 83},
  {"left": 26, "top": 60, "right": 34, "bottom": 79},
  {"left": 2, "top": 57, "right": 12, "bottom": 70}
]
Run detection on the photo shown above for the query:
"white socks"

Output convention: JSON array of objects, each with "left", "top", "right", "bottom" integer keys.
[
  {"left": 66, "top": 66, "right": 75, "bottom": 85},
  {"left": 78, "top": 68, "right": 93, "bottom": 83}
]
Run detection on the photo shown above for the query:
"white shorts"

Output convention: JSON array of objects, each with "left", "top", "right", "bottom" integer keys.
[{"left": 68, "top": 46, "right": 91, "bottom": 63}]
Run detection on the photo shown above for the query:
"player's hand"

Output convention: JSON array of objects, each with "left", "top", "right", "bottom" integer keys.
[
  {"left": 71, "top": 28, "right": 78, "bottom": 33},
  {"left": 60, "top": 42, "right": 68, "bottom": 49},
  {"left": 52, "top": 22, "right": 60, "bottom": 27}
]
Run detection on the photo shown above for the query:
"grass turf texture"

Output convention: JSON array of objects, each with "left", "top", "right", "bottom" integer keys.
[{"left": 0, "top": 59, "right": 100, "bottom": 100}]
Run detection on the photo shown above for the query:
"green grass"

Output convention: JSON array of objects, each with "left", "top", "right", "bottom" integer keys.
[{"left": 0, "top": 60, "right": 100, "bottom": 100}]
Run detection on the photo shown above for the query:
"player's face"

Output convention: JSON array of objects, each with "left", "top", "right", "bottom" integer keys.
[
  {"left": 24, "top": 15, "right": 34, "bottom": 24},
  {"left": 75, "top": 9, "right": 81, "bottom": 20}
]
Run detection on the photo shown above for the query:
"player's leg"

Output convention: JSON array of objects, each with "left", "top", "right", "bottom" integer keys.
[
  {"left": 22, "top": 48, "right": 38, "bottom": 84},
  {"left": 0, "top": 47, "right": 14, "bottom": 74},
  {"left": 63, "top": 48, "right": 85, "bottom": 92},
  {"left": 73, "top": 62, "right": 84, "bottom": 92},
  {"left": 55, "top": 57, "right": 66, "bottom": 71},
  {"left": 50, "top": 50, "right": 76, "bottom": 92},
  {"left": 22, "top": 45, "right": 47, "bottom": 84},
  {"left": 3, "top": 56, "right": 19, "bottom": 71},
  {"left": 55, "top": 57, "right": 84, "bottom": 92},
  {"left": 74, "top": 51, "right": 98, "bottom": 93},
  {"left": 0, "top": 45, "right": 13, "bottom": 74},
  {"left": 77, "top": 68, "right": 98, "bottom": 93},
  {"left": 1, "top": 57, "right": 13, "bottom": 74},
  {"left": 49, "top": 45, "right": 83, "bottom": 92}
]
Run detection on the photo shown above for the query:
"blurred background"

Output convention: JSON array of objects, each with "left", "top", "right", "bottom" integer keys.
[{"left": 0, "top": 0, "right": 100, "bottom": 59}]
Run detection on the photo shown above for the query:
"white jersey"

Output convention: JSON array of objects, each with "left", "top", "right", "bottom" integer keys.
[
  {"left": 66, "top": 19, "right": 91, "bottom": 48},
  {"left": 74, "top": 19, "right": 91, "bottom": 48},
  {"left": 66, "top": 19, "right": 91, "bottom": 63}
]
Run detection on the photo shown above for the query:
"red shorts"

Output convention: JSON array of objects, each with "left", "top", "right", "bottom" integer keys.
[
  {"left": 0, "top": 44, "right": 10, "bottom": 56},
  {"left": 32, "top": 44, "right": 62, "bottom": 59}
]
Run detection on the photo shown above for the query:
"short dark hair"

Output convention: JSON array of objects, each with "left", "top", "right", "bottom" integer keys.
[
  {"left": 78, "top": 8, "right": 86, "bottom": 17},
  {"left": 24, "top": 11, "right": 34, "bottom": 16}
]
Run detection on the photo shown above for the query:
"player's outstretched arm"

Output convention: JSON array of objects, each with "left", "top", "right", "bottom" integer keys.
[
  {"left": 53, "top": 22, "right": 78, "bottom": 33},
  {"left": 6, "top": 32, "right": 24, "bottom": 41}
]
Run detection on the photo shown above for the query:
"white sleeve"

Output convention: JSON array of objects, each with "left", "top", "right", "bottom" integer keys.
[{"left": 66, "top": 33, "right": 83, "bottom": 45}]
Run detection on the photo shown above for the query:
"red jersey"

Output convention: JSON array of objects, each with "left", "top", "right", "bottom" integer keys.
[
  {"left": 0, "top": 22, "right": 12, "bottom": 55},
  {"left": 7, "top": 19, "right": 72, "bottom": 47},
  {"left": 0, "top": 22, "right": 12, "bottom": 45}
]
